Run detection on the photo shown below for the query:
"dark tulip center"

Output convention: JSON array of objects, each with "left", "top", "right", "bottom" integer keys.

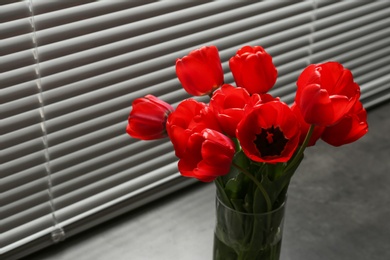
[{"left": 254, "top": 126, "right": 288, "bottom": 157}]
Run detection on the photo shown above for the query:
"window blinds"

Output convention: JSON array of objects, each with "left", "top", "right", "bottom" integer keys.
[{"left": 1, "top": 1, "right": 390, "bottom": 259}]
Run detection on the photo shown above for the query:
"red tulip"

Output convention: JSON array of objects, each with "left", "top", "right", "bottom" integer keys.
[
  {"left": 236, "top": 101, "right": 300, "bottom": 163},
  {"left": 295, "top": 62, "right": 360, "bottom": 126},
  {"left": 229, "top": 46, "right": 277, "bottom": 95},
  {"left": 178, "top": 128, "right": 235, "bottom": 182},
  {"left": 291, "top": 102, "right": 324, "bottom": 147},
  {"left": 176, "top": 46, "right": 224, "bottom": 96},
  {"left": 209, "top": 84, "right": 251, "bottom": 137},
  {"left": 126, "top": 95, "right": 174, "bottom": 140},
  {"left": 244, "top": 93, "right": 280, "bottom": 115},
  {"left": 321, "top": 101, "right": 368, "bottom": 146},
  {"left": 166, "top": 99, "right": 221, "bottom": 158}
]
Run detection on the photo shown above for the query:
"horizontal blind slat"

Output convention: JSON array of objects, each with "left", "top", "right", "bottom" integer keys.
[
  {"left": 1, "top": 198, "right": 52, "bottom": 234},
  {"left": 33, "top": 1, "right": 148, "bottom": 30},
  {"left": 312, "top": 19, "right": 390, "bottom": 54},
  {"left": 2, "top": 94, "right": 41, "bottom": 119},
  {"left": 1, "top": 17, "right": 32, "bottom": 40},
  {"left": 31, "top": 1, "right": 95, "bottom": 16},
  {"left": 1, "top": 151, "right": 47, "bottom": 179},
  {"left": 0, "top": 1, "right": 204, "bottom": 55},
  {"left": 37, "top": 22, "right": 314, "bottom": 114},
  {"left": 311, "top": 32, "right": 390, "bottom": 65},
  {"left": 52, "top": 152, "right": 177, "bottom": 207},
  {"left": 2, "top": 164, "right": 47, "bottom": 194},
  {"left": 354, "top": 62, "right": 390, "bottom": 85},
  {"left": 311, "top": 27, "right": 390, "bottom": 63},
  {"left": 0, "top": 32, "right": 36, "bottom": 56},
  {"left": 0, "top": 2, "right": 29, "bottom": 23},
  {"left": 1, "top": 81, "right": 38, "bottom": 105},
  {"left": 2, "top": 190, "right": 50, "bottom": 221},
  {"left": 33, "top": 2, "right": 241, "bottom": 60},
  {"left": 344, "top": 47, "right": 390, "bottom": 74},
  {"left": 2, "top": 148, "right": 177, "bottom": 221},
  {"left": 35, "top": 3, "right": 310, "bottom": 93},
  {"left": 1, "top": 64, "right": 37, "bottom": 88},
  {"left": 1, "top": 49, "right": 36, "bottom": 73},
  {"left": 2, "top": 137, "right": 45, "bottom": 163},
  {"left": 2, "top": 215, "right": 53, "bottom": 254},
  {"left": 1, "top": 109, "right": 43, "bottom": 136},
  {"left": 313, "top": 7, "right": 390, "bottom": 43},
  {"left": 361, "top": 75, "right": 390, "bottom": 99},
  {"left": 55, "top": 163, "right": 180, "bottom": 223},
  {"left": 314, "top": 1, "right": 389, "bottom": 27},
  {"left": 49, "top": 137, "right": 169, "bottom": 175},
  {"left": 1, "top": 124, "right": 43, "bottom": 150},
  {"left": 35, "top": 2, "right": 300, "bottom": 73}
]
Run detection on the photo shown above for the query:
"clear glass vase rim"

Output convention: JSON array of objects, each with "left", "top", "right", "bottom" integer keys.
[{"left": 216, "top": 193, "right": 287, "bottom": 216}]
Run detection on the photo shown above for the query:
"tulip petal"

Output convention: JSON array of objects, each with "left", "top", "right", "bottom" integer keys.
[
  {"left": 298, "top": 84, "right": 334, "bottom": 126},
  {"left": 322, "top": 101, "right": 368, "bottom": 146}
]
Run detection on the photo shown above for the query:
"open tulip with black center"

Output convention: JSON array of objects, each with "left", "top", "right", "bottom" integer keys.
[{"left": 236, "top": 101, "right": 300, "bottom": 164}]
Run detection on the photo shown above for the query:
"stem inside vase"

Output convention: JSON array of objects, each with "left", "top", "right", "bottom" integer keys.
[{"left": 213, "top": 193, "right": 286, "bottom": 260}]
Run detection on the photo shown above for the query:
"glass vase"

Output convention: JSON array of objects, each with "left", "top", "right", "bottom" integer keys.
[{"left": 213, "top": 193, "right": 287, "bottom": 260}]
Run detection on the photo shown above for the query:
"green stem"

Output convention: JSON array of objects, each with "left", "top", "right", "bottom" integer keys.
[
  {"left": 284, "top": 124, "right": 315, "bottom": 174},
  {"left": 232, "top": 162, "right": 272, "bottom": 213},
  {"left": 215, "top": 177, "right": 234, "bottom": 209}
]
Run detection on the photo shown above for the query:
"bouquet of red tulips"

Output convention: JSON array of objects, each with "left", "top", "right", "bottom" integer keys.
[{"left": 126, "top": 45, "right": 368, "bottom": 259}]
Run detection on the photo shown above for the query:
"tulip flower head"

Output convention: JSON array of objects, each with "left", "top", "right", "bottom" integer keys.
[
  {"left": 177, "top": 128, "right": 236, "bottom": 182},
  {"left": 229, "top": 45, "right": 277, "bottom": 95},
  {"left": 295, "top": 62, "right": 361, "bottom": 127},
  {"left": 176, "top": 46, "right": 224, "bottom": 96},
  {"left": 126, "top": 95, "right": 174, "bottom": 140},
  {"left": 236, "top": 101, "right": 300, "bottom": 163},
  {"left": 209, "top": 84, "right": 251, "bottom": 138},
  {"left": 166, "top": 99, "right": 221, "bottom": 158}
]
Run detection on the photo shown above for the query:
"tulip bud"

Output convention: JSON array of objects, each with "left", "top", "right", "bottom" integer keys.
[
  {"left": 229, "top": 46, "right": 277, "bottom": 95},
  {"left": 126, "top": 95, "right": 174, "bottom": 140},
  {"left": 176, "top": 46, "right": 224, "bottom": 96}
]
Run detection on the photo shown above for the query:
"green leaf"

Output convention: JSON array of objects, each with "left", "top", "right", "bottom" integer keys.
[
  {"left": 215, "top": 177, "right": 233, "bottom": 209},
  {"left": 244, "top": 193, "right": 253, "bottom": 213},
  {"left": 225, "top": 178, "right": 241, "bottom": 200},
  {"left": 252, "top": 186, "right": 269, "bottom": 214},
  {"left": 233, "top": 150, "right": 250, "bottom": 169},
  {"left": 231, "top": 198, "right": 246, "bottom": 213}
]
